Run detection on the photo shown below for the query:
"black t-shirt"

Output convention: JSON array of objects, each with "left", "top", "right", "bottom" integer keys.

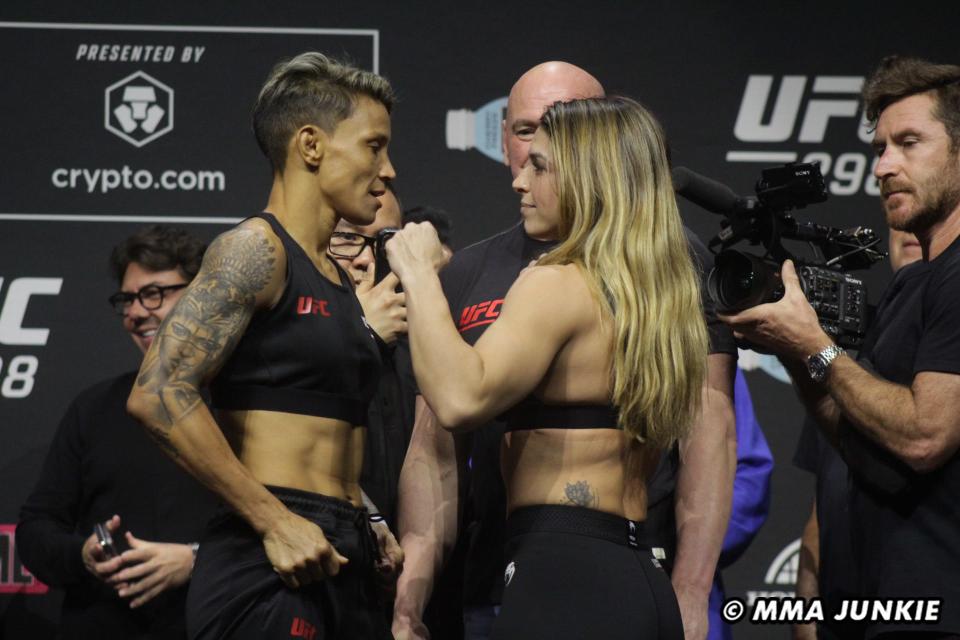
[
  {"left": 844, "top": 233, "right": 960, "bottom": 637},
  {"left": 360, "top": 338, "right": 417, "bottom": 530},
  {"left": 18, "top": 372, "right": 218, "bottom": 638},
  {"left": 794, "top": 418, "right": 865, "bottom": 640},
  {"left": 438, "top": 223, "right": 736, "bottom": 605}
]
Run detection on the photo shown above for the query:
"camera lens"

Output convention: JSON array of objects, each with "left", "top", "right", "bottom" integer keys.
[{"left": 707, "top": 250, "right": 781, "bottom": 312}]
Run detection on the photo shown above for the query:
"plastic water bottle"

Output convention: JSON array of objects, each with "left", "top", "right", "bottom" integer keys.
[{"left": 446, "top": 96, "right": 508, "bottom": 162}]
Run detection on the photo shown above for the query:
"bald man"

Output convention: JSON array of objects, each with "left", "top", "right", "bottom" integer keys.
[
  {"left": 393, "top": 62, "right": 736, "bottom": 640},
  {"left": 500, "top": 62, "right": 603, "bottom": 180}
]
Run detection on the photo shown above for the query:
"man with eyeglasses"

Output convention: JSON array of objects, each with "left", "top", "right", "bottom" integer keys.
[
  {"left": 18, "top": 225, "right": 217, "bottom": 639},
  {"left": 328, "top": 184, "right": 407, "bottom": 345},
  {"left": 327, "top": 185, "right": 413, "bottom": 530}
]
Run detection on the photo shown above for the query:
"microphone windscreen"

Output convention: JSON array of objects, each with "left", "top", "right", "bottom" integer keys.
[{"left": 672, "top": 167, "right": 740, "bottom": 215}]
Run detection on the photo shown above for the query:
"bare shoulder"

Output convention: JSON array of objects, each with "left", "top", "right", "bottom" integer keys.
[
  {"left": 513, "top": 263, "right": 592, "bottom": 300},
  {"left": 514, "top": 262, "right": 584, "bottom": 289},
  {"left": 507, "top": 264, "right": 594, "bottom": 321}
]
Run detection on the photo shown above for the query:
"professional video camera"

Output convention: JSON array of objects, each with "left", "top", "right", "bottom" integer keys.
[{"left": 673, "top": 162, "right": 886, "bottom": 349}]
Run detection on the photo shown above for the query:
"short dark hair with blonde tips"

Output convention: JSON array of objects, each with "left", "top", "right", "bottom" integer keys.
[{"left": 253, "top": 52, "right": 395, "bottom": 172}]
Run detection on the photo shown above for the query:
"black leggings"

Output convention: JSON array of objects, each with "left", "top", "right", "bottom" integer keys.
[
  {"left": 185, "top": 486, "right": 390, "bottom": 640},
  {"left": 491, "top": 504, "right": 684, "bottom": 640}
]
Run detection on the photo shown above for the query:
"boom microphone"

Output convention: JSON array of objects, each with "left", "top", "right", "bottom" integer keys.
[{"left": 672, "top": 166, "right": 741, "bottom": 215}]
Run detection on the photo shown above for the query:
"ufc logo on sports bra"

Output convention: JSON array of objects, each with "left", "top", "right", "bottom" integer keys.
[
  {"left": 296, "top": 296, "right": 331, "bottom": 317},
  {"left": 458, "top": 299, "right": 503, "bottom": 332}
]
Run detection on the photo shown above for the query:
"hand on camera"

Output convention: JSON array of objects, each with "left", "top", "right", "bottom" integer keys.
[{"left": 719, "top": 259, "right": 831, "bottom": 360}]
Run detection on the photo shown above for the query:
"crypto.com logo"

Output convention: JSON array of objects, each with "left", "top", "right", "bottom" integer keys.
[{"left": 104, "top": 71, "right": 174, "bottom": 147}]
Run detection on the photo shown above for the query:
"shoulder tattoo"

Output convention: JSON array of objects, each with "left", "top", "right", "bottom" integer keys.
[{"left": 134, "top": 228, "right": 277, "bottom": 442}]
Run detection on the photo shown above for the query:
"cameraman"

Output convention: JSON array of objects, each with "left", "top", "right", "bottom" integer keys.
[
  {"left": 792, "top": 229, "right": 921, "bottom": 640},
  {"left": 723, "top": 55, "right": 960, "bottom": 639}
]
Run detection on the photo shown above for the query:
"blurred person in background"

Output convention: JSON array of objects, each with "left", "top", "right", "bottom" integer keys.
[{"left": 18, "top": 225, "right": 216, "bottom": 639}]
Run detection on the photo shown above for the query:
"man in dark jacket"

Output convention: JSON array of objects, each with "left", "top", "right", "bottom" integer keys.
[{"left": 18, "top": 225, "right": 217, "bottom": 639}]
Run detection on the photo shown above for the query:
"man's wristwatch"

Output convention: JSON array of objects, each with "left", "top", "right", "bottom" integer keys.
[{"left": 807, "top": 343, "right": 844, "bottom": 382}]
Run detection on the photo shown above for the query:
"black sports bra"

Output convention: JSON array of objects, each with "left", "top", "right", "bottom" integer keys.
[
  {"left": 210, "top": 213, "right": 381, "bottom": 424},
  {"left": 502, "top": 396, "right": 620, "bottom": 431}
]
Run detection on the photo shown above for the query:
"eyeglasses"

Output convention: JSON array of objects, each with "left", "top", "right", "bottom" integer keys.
[
  {"left": 328, "top": 229, "right": 398, "bottom": 259},
  {"left": 108, "top": 283, "right": 188, "bottom": 316},
  {"left": 328, "top": 231, "right": 377, "bottom": 259}
]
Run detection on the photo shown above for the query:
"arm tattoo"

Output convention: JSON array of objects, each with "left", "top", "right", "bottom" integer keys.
[
  {"left": 134, "top": 228, "right": 277, "bottom": 454},
  {"left": 561, "top": 480, "right": 599, "bottom": 508}
]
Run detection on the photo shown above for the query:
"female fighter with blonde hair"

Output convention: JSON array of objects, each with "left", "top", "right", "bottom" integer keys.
[{"left": 388, "top": 96, "right": 706, "bottom": 639}]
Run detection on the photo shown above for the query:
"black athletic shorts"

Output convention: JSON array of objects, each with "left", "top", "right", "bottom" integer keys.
[
  {"left": 186, "top": 486, "right": 391, "bottom": 640},
  {"left": 491, "top": 504, "right": 684, "bottom": 640}
]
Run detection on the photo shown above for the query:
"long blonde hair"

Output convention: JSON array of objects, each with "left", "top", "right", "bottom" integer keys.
[{"left": 537, "top": 96, "right": 708, "bottom": 448}]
